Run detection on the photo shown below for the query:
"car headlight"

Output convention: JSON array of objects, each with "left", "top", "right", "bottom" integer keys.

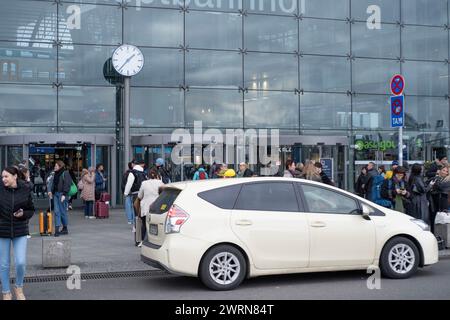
[{"left": 411, "top": 219, "right": 430, "bottom": 231}]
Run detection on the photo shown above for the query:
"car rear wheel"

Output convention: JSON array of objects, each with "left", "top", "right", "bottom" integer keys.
[
  {"left": 199, "top": 245, "right": 246, "bottom": 291},
  {"left": 380, "top": 237, "right": 420, "bottom": 279}
]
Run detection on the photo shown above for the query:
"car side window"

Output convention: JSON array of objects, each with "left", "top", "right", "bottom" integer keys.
[
  {"left": 198, "top": 184, "right": 242, "bottom": 209},
  {"left": 301, "top": 184, "right": 359, "bottom": 215},
  {"left": 234, "top": 182, "right": 299, "bottom": 212}
]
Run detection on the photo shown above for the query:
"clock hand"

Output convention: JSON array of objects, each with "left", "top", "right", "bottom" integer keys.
[{"left": 118, "top": 54, "right": 136, "bottom": 72}]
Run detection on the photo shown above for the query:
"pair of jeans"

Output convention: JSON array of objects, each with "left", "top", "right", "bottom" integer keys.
[
  {"left": 54, "top": 192, "right": 68, "bottom": 228},
  {"left": 84, "top": 201, "right": 94, "bottom": 217},
  {"left": 0, "top": 236, "right": 27, "bottom": 294},
  {"left": 125, "top": 196, "right": 135, "bottom": 224}
]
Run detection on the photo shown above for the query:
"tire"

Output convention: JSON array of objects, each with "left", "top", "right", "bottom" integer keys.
[
  {"left": 199, "top": 245, "right": 247, "bottom": 291},
  {"left": 380, "top": 237, "right": 420, "bottom": 279}
]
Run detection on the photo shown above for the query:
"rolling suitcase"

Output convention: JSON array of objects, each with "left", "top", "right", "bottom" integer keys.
[
  {"left": 95, "top": 201, "right": 109, "bottom": 219},
  {"left": 39, "top": 199, "right": 53, "bottom": 236},
  {"left": 100, "top": 192, "right": 111, "bottom": 202}
]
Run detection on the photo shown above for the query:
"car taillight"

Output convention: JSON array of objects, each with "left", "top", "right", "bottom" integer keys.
[{"left": 165, "top": 205, "right": 190, "bottom": 234}]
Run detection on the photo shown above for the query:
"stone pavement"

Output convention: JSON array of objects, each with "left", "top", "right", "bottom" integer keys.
[{"left": 20, "top": 207, "right": 158, "bottom": 278}]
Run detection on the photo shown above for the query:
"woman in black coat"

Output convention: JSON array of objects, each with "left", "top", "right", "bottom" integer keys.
[
  {"left": 355, "top": 166, "right": 369, "bottom": 198},
  {"left": 407, "top": 164, "right": 435, "bottom": 225},
  {"left": 0, "top": 166, "right": 35, "bottom": 300}
]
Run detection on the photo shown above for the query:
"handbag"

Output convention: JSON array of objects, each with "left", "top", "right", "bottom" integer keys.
[
  {"left": 133, "top": 196, "right": 141, "bottom": 217},
  {"left": 77, "top": 179, "right": 84, "bottom": 191},
  {"left": 34, "top": 176, "right": 44, "bottom": 185}
]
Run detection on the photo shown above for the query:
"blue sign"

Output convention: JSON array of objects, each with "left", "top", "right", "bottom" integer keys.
[
  {"left": 29, "top": 147, "right": 55, "bottom": 154},
  {"left": 390, "top": 95, "right": 404, "bottom": 128},
  {"left": 320, "top": 158, "right": 333, "bottom": 180}
]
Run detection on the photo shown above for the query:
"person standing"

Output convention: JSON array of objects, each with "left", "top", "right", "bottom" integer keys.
[
  {"left": 355, "top": 166, "right": 369, "bottom": 198},
  {"left": 80, "top": 168, "right": 96, "bottom": 219},
  {"left": 48, "top": 161, "right": 72, "bottom": 237},
  {"left": 426, "top": 156, "right": 448, "bottom": 179},
  {"left": 283, "top": 160, "right": 296, "bottom": 178},
  {"left": 137, "top": 169, "right": 164, "bottom": 247},
  {"left": 193, "top": 166, "right": 209, "bottom": 180},
  {"left": 124, "top": 159, "right": 147, "bottom": 243},
  {"left": 155, "top": 158, "right": 171, "bottom": 184},
  {"left": 0, "top": 167, "right": 35, "bottom": 300},
  {"left": 122, "top": 161, "right": 135, "bottom": 225},
  {"left": 429, "top": 165, "right": 450, "bottom": 234},
  {"left": 237, "top": 162, "right": 254, "bottom": 178},
  {"left": 303, "top": 161, "right": 322, "bottom": 182},
  {"left": 407, "top": 164, "right": 435, "bottom": 224},
  {"left": 314, "top": 162, "right": 334, "bottom": 186},
  {"left": 365, "top": 162, "right": 378, "bottom": 201},
  {"left": 95, "top": 164, "right": 107, "bottom": 201}
]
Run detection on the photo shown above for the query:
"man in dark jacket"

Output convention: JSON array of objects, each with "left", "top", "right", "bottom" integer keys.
[
  {"left": 238, "top": 162, "right": 254, "bottom": 178},
  {"left": 426, "top": 156, "right": 448, "bottom": 179},
  {"left": 50, "top": 160, "right": 72, "bottom": 237},
  {"left": 314, "top": 162, "right": 334, "bottom": 186},
  {"left": 365, "top": 162, "right": 379, "bottom": 201}
]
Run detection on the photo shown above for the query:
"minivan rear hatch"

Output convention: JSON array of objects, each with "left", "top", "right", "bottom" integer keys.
[{"left": 147, "top": 187, "right": 182, "bottom": 246}]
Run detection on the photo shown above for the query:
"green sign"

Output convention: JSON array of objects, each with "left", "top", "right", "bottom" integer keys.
[{"left": 355, "top": 140, "right": 397, "bottom": 151}]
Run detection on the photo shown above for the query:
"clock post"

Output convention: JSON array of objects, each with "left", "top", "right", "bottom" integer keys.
[{"left": 112, "top": 44, "right": 144, "bottom": 171}]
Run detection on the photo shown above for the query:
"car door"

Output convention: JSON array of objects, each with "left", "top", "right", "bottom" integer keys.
[
  {"left": 231, "top": 182, "right": 309, "bottom": 270},
  {"left": 298, "top": 183, "right": 376, "bottom": 268}
]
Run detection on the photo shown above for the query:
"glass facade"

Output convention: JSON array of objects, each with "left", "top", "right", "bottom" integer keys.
[{"left": 0, "top": 0, "right": 449, "bottom": 189}]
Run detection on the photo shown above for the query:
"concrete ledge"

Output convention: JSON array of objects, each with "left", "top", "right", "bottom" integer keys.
[{"left": 42, "top": 238, "right": 71, "bottom": 268}]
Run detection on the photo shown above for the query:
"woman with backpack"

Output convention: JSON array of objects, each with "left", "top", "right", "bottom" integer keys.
[
  {"left": 193, "top": 166, "right": 209, "bottom": 181},
  {"left": 0, "top": 166, "right": 35, "bottom": 300},
  {"left": 407, "top": 164, "right": 435, "bottom": 224}
]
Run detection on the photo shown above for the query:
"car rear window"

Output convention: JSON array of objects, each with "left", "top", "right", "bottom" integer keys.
[
  {"left": 149, "top": 188, "right": 181, "bottom": 214},
  {"left": 198, "top": 184, "right": 242, "bottom": 209}
]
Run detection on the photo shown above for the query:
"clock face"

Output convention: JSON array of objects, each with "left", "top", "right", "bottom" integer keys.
[{"left": 112, "top": 44, "right": 144, "bottom": 77}]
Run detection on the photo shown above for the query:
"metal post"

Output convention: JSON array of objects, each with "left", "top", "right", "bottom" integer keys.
[
  {"left": 399, "top": 127, "right": 403, "bottom": 166},
  {"left": 124, "top": 77, "right": 131, "bottom": 171}
]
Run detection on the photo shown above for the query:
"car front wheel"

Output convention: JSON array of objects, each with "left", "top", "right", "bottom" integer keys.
[
  {"left": 380, "top": 237, "right": 420, "bottom": 279},
  {"left": 199, "top": 245, "right": 246, "bottom": 291}
]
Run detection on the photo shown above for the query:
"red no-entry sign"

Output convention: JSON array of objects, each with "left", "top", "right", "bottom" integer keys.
[{"left": 390, "top": 74, "right": 405, "bottom": 96}]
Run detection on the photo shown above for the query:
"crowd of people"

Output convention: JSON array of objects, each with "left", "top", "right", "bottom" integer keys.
[{"left": 355, "top": 157, "right": 450, "bottom": 235}]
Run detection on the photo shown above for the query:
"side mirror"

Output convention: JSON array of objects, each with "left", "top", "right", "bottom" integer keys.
[{"left": 361, "top": 204, "right": 372, "bottom": 221}]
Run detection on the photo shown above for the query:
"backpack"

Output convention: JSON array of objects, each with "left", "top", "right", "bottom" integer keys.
[
  {"left": 130, "top": 170, "right": 147, "bottom": 193},
  {"left": 380, "top": 179, "right": 393, "bottom": 200},
  {"left": 371, "top": 175, "right": 392, "bottom": 208},
  {"left": 198, "top": 171, "right": 207, "bottom": 180},
  {"left": 121, "top": 170, "right": 131, "bottom": 193}
]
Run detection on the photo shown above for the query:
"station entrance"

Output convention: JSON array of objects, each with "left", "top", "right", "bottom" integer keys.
[{"left": 0, "top": 134, "right": 116, "bottom": 207}]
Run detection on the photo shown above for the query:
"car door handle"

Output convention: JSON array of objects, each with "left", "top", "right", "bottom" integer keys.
[
  {"left": 235, "top": 220, "right": 253, "bottom": 226},
  {"left": 310, "top": 221, "right": 327, "bottom": 228}
]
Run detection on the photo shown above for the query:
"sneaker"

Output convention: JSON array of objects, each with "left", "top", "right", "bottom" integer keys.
[
  {"left": 132, "top": 226, "right": 136, "bottom": 233},
  {"left": 68, "top": 205, "right": 73, "bottom": 210},
  {"left": 128, "top": 221, "right": 133, "bottom": 225},
  {"left": 26, "top": 234, "right": 31, "bottom": 239},
  {"left": 89, "top": 216, "right": 96, "bottom": 219},
  {"left": 85, "top": 216, "right": 89, "bottom": 219},
  {"left": 60, "top": 227, "right": 68, "bottom": 235},
  {"left": 138, "top": 241, "right": 143, "bottom": 248},
  {"left": 13, "top": 287, "right": 26, "bottom": 300}
]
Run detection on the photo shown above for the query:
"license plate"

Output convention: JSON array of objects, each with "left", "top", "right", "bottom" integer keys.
[{"left": 149, "top": 224, "right": 158, "bottom": 236}]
